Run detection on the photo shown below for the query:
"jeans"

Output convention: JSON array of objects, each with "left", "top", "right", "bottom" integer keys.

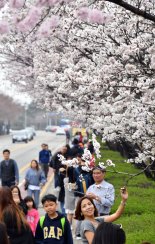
[
  {"left": 60, "top": 201, "right": 66, "bottom": 215},
  {"left": 27, "top": 189, "right": 40, "bottom": 208},
  {"left": 54, "top": 172, "right": 60, "bottom": 188}
]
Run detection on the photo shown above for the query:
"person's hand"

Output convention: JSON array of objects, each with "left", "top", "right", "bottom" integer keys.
[
  {"left": 71, "top": 183, "right": 77, "bottom": 190},
  {"left": 40, "top": 183, "right": 44, "bottom": 189},
  {"left": 86, "top": 192, "right": 97, "bottom": 200},
  {"left": 120, "top": 187, "right": 128, "bottom": 202},
  {"left": 59, "top": 168, "right": 66, "bottom": 172}
]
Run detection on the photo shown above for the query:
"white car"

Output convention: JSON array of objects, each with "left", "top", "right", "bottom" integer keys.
[
  {"left": 12, "top": 130, "right": 29, "bottom": 143},
  {"left": 26, "top": 127, "right": 36, "bottom": 136},
  {"left": 25, "top": 127, "right": 34, "bottom": 140},
  {"left": 56, "top": 127, "right": 66, "bottom": 135}
]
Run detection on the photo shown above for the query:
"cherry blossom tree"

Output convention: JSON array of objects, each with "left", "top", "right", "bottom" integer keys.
[
  {"left": 0, "top": 0, "right": 155, "bottom": 163},
  {"left": 0, "top": 93, "right": 22, "bottom": 119}
]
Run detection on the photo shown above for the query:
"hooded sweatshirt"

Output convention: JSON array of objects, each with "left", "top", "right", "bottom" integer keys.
[{"left": 35, "top": 212, "right": 73, "bottom": 244}]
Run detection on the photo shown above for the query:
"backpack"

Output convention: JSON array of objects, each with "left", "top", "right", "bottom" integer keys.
[
  {"left": 74, "top": 169, "right": 94, "bottom": 197},
  {"left": 39, "top": 216, "right": 66, "bottom": 233}
]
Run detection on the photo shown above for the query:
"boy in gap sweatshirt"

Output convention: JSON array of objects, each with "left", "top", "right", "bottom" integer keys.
[{"left": 35, "top": 194, "right": 73, "bottom": 244}]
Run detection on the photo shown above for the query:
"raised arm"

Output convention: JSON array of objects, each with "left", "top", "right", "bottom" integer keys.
[{"left": 103, "top": 187, "right": 128, "bottom": 223}]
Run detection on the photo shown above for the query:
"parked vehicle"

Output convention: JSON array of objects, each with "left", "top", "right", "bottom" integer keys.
[
  {"left": 26, "top": 130, "right": 33, "bottom": 141},
  {"left": 45, "top": 125, "right": 58, "bottom": 132},
  {"left": 25, "top": 127, "right": 36, "bottom": 136},
  {"left": 12, "top": 130, "right": 29, "bottom": 143},
  {"left": 56, "top": 127, "right": 66, "bottom": 135},
  {"left": 25, "top": 127, "right": 36, "bottom": 140}
]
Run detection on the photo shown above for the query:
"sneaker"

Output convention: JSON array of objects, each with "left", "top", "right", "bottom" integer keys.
[{"left": 75, "top": 235, "right": 82, "bottom": 240}]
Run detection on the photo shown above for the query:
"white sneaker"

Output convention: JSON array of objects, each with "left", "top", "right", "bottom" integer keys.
[{"left": 75, "top": 235, "right": 82, "bottom": 240}]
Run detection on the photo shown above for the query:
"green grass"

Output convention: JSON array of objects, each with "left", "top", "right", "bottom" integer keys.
[{"left": 97, "top": 143, "right": 155, "bottom": 244}]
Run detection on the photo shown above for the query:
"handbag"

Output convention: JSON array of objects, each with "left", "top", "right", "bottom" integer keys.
[{"left": 24, "top": 180, "right": 29, "bottom": 190}]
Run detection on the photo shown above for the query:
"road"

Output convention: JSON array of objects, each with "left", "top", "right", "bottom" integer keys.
[{"left": 0, "top": 131, "right": 66, "bottom": 184}]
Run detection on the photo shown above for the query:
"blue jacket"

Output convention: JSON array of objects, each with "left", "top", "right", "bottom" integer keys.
[
  {"left": 25, "top": 168, "right": 46, "bottom": 186},
  {"left": 39, "top": 150, "right": 50, "bottom": 164},
  {"left": 35, "top": 212, "right": 73, "bottom": 244}
]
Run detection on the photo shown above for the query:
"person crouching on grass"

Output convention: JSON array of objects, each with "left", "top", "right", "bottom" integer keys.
[{"left": 35, "top": 194, "right": 73, "bottom": 244}]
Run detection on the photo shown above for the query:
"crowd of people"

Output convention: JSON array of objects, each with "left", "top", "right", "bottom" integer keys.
[{"left": 0, "top": 133, "right": 150, "bottom": 244}]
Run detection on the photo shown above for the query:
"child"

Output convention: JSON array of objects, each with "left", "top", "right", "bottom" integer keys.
[
  {"left": 35, "top": 194, "right": 73, "bottom": 244},
  {"left": 24, "top": 196, "right": 40, "bottom": 236}
]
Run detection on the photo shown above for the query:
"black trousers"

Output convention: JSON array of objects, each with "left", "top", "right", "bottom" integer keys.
[{"left": 40, "top": 163, "right": 49, "bottom": 178}]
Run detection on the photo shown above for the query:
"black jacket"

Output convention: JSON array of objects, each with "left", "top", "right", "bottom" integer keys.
[
  {"left": 52, "top": 152, "right": 62, "bottom": 172},
  {"left": 70, "top": 145, "right": 84, "bottom": 158}
]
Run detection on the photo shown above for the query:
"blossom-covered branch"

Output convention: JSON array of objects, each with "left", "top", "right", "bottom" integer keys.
[{"left": 106, "top": 0, "right": 155, "bottom": 23}]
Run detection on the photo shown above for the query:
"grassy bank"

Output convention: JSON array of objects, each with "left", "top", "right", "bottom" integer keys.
[{"left": 97, "top": 143, "right": 155, "bottom": 244}]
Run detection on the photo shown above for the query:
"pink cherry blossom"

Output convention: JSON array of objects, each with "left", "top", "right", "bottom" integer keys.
[
  {"left": 36, "top": 0, "right": 48, "bottom": 7},
  {"left": 37, "top": 0, "right": 62, "bottom": 6},
  {"left": 0, "top": 0, "right": 5, "bottom": 9},
  {"left": 48, "top": 0, "right": 62, "bottom": 6},
  {"left": 77, "top": 7, "right": 90, "bottom": 22},
  {"left": 0, "top": 20, "right": 9, "bottom": 34},
  {"left": 9, "top": 0, "right": 25, "bottom": 9},
  {"left": 37, "top": 22, "right": 51, "bottom": 37},
  {"left": 77, "top": 8, "right": 109, "bottom": 24},
  {"left": 17, "top": 7, "right": 42, "bottom": 32},
  {"left": 38, "top": 15, "right": 59, "bottom": 37},
  {"left": 48, "top": 15, "right": 59, "bottom": 29},
  {"left": 88, "top": 9, "right": 105, "bottom": 24}
]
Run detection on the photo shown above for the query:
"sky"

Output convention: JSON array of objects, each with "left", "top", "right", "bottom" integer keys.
[
  {"left": 0, "top": 7, "right": 32, "bottom": 105},
  {"left": 0, "top": 71, "right": 32, "bottom": 105}
]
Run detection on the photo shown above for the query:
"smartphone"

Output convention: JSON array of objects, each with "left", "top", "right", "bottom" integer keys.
[{"left": 121, "top": 187, "right": 126, "bottom": 193}]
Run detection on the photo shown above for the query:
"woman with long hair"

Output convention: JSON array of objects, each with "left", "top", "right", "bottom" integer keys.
[
  {"left": 0, "top": 187, "right": 34, "bottom": 244},
  {"left": 25, "top": 159, "right": 46, "bottom": 208},
  {"left": 74, "top": 187, "right": 128, "bottom": 244},
  {"left": 10, "top": 185, "right": 27, "bottom": 215},
  {"left": 0, "top": 222, "right": 10, "bottom": 244}
]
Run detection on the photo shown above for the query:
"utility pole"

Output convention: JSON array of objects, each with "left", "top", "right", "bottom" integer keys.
[{"left": 24, "top": 104, "right": 28, "bottom": 128}]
